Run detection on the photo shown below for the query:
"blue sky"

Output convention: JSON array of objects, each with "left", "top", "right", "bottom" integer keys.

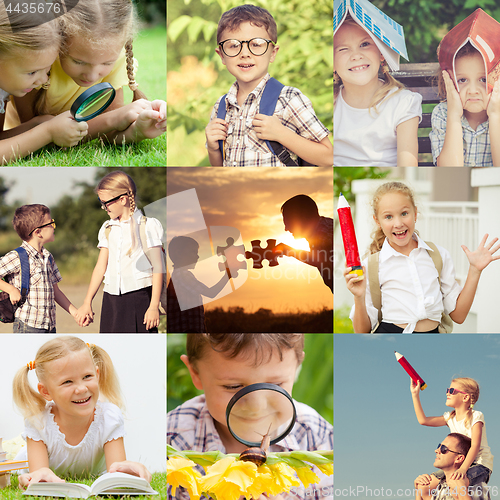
[{"left": 334, "top": 334, "right": 500, "bottom": 500}]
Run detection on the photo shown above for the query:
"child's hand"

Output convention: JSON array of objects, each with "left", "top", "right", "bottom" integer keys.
[
  {"left": 76, "top": 304, "right": 94, "bottom": 327},
  {"left": 150, "top": 99, "right": 166, "bottom": 130},
  {"left": 18, "top": 468, "right": 65, "bottom": 489},
  {"left": 442, "top": 70, "right": 463, "bottom": 122},
  {"left": 487, "top": 79, "right": 500, "bottom": 118},
  {"left": 115, "top": 99, "right": 152, "bottom": 131},
  {"left": 343, "top": 266, "right": 366, "bottom": 297},
  {"left": 414, "top": 474, "right": 433, "bottom": 487},
  {"left": 128, "top": 107, "right": 167, "bottom": 141},
  {"left": 461, "top": 233, "right": 500, "bottom": 273},
  {"left": 205, "top": 118, "right": 228, "bottom": 152},
  {"left": 450, "top": 466, "right": 467, "bottom": 480},
  {"left": 252, "top": 114, "right": 284, "bottom": 142},
  {"left": 109, "top": 460, "right": 152, "bottom": 483},
  {"left": 47, "top": 111, "right": 88, "bottom": 147},
  {"left": 410, "top": 379, "right": 422, "bottom": 397},
  {"left": 9, "top": 288, "right": 21, "bottom": 305},
  {"left": 144, "top": 305, "right": 160, "bottom": 331}
]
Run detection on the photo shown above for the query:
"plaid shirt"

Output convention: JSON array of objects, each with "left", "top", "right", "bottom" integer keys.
[
  {"left": 166, "top": 277, "right": 206, "bottom": 333},
  {"left": 209, "top": 73, "right": 331, "bottom": 167},
  {"left": 433, "top": 478, "right": 491, "bottom": 500},
  {"left": 0, "top": 241, "right": 61, "bottom": 330},
  {"left": 167, "top": 395, "right": 333, "bottom": 500},
  {"left": 430, "top": 102, "right": 492, "bottom": 166}
]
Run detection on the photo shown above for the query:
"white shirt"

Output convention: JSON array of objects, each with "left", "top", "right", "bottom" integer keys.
[
  {"left": 16, "top": 401, "right": 125, "bottom": 476},
  {"left": 443, "top": 410, "right": 494, "bottom": 471},
  {"left": 98, "top": 209, "right": 163, "bottom": 295},
  {"left": 334, "top": 87, "right": 422, "bottom": 166},
  {"left": 350, "top": 235, "right": 462, "bottom": 333}
]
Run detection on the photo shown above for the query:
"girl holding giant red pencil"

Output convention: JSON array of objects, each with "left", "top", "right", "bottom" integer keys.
[
  {"left": 341, "top": 181, "right": 500, "bottom": 333},
  {"left": 410, "top": 376, "right": 493, "bottom": 494}
]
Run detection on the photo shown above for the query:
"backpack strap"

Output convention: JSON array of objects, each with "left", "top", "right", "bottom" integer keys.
[
  {"left": 217, "top": 94, "right": 228, "bottom": 159},
  {"left": 104, "top": 222, "right": 112, "bottom": 242},
  {"left": 367, "top": 252, "right": 382, "bottom": 327},
  {"left": 425, "top": 241, "right": 443, "bottom": 284},
  {"left": 14, "top": 247, "right": 30, "bottom": 305}
]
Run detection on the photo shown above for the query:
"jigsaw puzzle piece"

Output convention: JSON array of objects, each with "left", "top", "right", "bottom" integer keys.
[
  {"left": 245, "top": 239, "right": 279, "bottom": 269},
  {"left": 216, "top": 237, "right": 247, "bottom": 278}
]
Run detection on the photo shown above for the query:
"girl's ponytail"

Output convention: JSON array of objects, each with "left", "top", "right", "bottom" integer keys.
[
  {"left": 12, "top": 364, "right": 47, "bottom": 420},
  {"left": 125, "top": 40, "right": 147, "bottom": 102}
]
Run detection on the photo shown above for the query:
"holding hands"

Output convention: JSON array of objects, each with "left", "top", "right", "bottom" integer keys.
[
  {"left": 461, "top": 233, "right": 500, "bottom": 274},
  {"left": 74, "top": 302, "right": 94, "bottom": 328}
]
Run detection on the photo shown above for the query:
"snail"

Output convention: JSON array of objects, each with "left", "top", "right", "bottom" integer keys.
[{"left": 239, "top": 423, "right": 272, "bottom": 466}]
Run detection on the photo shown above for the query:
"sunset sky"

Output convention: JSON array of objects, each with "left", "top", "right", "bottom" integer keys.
[{"left": 166, "top": 167, "right": 333, "bottom": 313}]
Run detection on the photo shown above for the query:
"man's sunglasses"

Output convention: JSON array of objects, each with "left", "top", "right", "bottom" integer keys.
[
  {"left": 29, "top": 219, "right": 56, "bottom": 236},
  {"left": 98, "top": 193, "right": 128, "bottom": 210},
  {"left": 437, "top": 443, "right": 462, "bottom": 455},
  {"left": 446, "top": 388, "right": 468, "bottom": 395}
]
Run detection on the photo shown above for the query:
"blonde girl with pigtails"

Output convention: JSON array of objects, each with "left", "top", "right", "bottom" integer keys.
[
  {"left": 12, "top": 336, "right": 151, "bottom": 489},
  {"left": 8, "top": 0, "right": 166, "bottom": 143},
  {"left": 76, "top": 170, "right": 164, "bottom": 333},
  {"left": 411, "top": 376, "right": 493, "bottom": 495}
]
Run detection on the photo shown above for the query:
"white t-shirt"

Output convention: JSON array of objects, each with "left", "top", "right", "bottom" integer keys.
[
  {"left": 350, "top": 234, "right": 462, "bottom": 333},
  {"left": 334, "top": 86, "right": 422, "bottom": 166},
  {"left": 16, "top": 401, "right": 125, "bottom": 476},
  {"left": 443, "top": 410, "right": 494, "bottom": 471},
  {"left": 98, "top": 209, "right": 164, "bottom": 295}
]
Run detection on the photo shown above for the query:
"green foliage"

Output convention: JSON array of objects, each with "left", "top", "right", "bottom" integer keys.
[
  {"left": 167, "top": 334, "right": 333, "bottom": 425},
  {"left": 334, "top": 167, "right": 390, "bottom": 205},
  {"left": 334, "top": 307, "right": 354, "bottom": 333},
  {"left": 373, "top": 0, "right": 500, "bottom": 64},
  {"left": 167, "top": 0, "right": 333, "bottom": 165}
]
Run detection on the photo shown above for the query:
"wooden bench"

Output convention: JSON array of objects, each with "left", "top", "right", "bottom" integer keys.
[{"left": 390, "top": 62, "right": 441, "bottom": 166}]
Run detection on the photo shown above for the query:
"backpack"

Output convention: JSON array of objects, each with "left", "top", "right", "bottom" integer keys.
[
  {"left": 367, "top": 241, "right": 453, "bottom": 334},
  {"left": 217, "top": 77, "right": 312, "bottom": 166},
  {"left": 0, "top": 247, "right": 30, "bottom": 323},
  {"left": 105, "top": 217, "right": 166, "bottom": 315}
]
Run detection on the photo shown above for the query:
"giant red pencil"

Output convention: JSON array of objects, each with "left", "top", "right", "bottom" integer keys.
[
  {"left": 337, "top": 193, "right": 363, "bottom": 276},
  {"left": 395, "top": 351, "right": 427, "bottom": 390}
]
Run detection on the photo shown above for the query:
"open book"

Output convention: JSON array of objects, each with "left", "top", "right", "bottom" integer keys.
[
  {"left": 23, "top": 472, "right": 158, "bottom": 498},
  {"left": 334, "top": 0, "right": 408, "bottom": 71},
  {"left": 438, "top": 8, "right": 500, "bottom": 93}
]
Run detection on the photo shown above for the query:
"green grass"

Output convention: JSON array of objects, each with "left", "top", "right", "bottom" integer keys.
[
  {"left": 3, "top": 472, "right": 167, "bottom": 499},
  {"left": 334, "top": 307, "right": 354, "bottom": 333},
  {"left": 9, "top": 27, "right": 166, "bottom": 167}
]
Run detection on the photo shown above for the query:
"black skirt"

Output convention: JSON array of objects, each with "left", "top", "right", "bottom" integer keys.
[
  {"left": 100, "top": 286, "right": 159, "bottom": 333},
  {"left": 375, "top": 321, "right": 439, "bottom": 334}
]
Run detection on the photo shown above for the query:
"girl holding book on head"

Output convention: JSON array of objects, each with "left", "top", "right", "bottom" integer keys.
[
  {"left": 430, "top": 9, "right": 500, "bottom": 167},
  {"left": 12, "top": 336, "right": 151, "bottom": 488},
  {"left": 334, "top": 9, "right": 422, "bottom": 167}
]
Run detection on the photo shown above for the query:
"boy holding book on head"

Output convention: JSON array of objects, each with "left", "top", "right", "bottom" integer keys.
[
  {"left": 205, "top": 4, "right": 333, "bottom": 167},
  {"left": 0, "top": 204, "right": 88, "bottom": 333},
  {"left": 167, "top": 333, "right": 333, "bottom": 499}
]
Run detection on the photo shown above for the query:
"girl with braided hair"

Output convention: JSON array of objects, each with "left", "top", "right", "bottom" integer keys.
[
  {"left": 12, "top": 336, "right": 151, "bottom": 488},
  {"left": 76, "top": 170, "right": 164, "bottom": 333},
  {"left": 8, "top": 0, "right": 165, "bottom": 144}
]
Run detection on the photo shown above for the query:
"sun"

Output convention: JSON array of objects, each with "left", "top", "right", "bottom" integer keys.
[{"left": 277, "top": 232, "right": 310, "bottom": 251}]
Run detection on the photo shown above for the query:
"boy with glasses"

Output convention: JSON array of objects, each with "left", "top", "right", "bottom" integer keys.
[
  {"left": 205, "top": 4, "right": 333, "bottom": 167},
  {"left": 0, "top": 204, "right": 87, "bottom": 332}
]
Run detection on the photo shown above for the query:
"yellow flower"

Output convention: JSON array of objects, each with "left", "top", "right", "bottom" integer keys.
[
  {"left": 201, "top": 457, "right": 258, "bottom": 500},
  {"left": 245, "top": 465, "right": 274, "bottom": 499},
  {"left": 167, "top": 456, "right": 202, "bottom": 500},
  {"left": 264, "top": 462, "right": 301, "bottom": 496},
  {"left": 294, "top": 466, "right": 320, "bottom": 489},
  {"left": 317, "top": 463, "right": 334, "bottom": 476}
]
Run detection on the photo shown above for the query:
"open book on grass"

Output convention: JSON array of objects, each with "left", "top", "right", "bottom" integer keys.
[{"left": 23, "top": 471, "right": 158, "bottom": 498}]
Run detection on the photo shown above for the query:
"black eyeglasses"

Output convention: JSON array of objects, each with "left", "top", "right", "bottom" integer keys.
[
  {"left": 29, "top": 219, "right": 56, "bottom": 236},
  {"left": 437, "top": 443, "right": 461, "bottom": 455},
  {"left": 218, "top": 38, "right": 274, "bottom": 57},
  {"left": 446, "top": 388, "right": 468, "bottom": 395},
  {"left": 98, "top": 193, "right": 128, "bottom": 210}
]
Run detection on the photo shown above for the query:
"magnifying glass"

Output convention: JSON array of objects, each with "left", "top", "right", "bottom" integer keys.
[
  {"left": 70, "top": 82, "right": 116, "bottom": 121},
  {"left": 226, "top": 383, "right": 296, "bottom": 450}
]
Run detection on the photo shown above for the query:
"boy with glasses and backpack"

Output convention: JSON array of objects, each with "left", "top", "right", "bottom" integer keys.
[
  {"left": 205, "top": 4, "right": 333, "bottom": 167},
  {"left": 0, "top": 204, "right": 86, "bottom": 332}
]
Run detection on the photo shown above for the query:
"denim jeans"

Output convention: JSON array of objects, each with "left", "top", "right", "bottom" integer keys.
[{"left": 13, "top": 319, "right": 56, "bottom": 333}]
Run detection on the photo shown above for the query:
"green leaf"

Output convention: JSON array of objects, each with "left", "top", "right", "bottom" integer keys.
[
  {"left": 187, "top": 16, "right": 208, "bottom": 43},
  {"left": 168, "top": 15, "right": 192, "bottom": 42}
]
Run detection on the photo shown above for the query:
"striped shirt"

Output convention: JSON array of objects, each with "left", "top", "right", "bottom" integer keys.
[
  {"left": 430, "top": 102, "right": 492, "bottom": 166},
  {"left": 0, "top": 241, "right": 61, "bottom": 330},
  {"left": 167, "top": 394, "right": 333, "bottom": 499},
  {"left": 209, "top": 73, "right": 330, "bottom": 167}
]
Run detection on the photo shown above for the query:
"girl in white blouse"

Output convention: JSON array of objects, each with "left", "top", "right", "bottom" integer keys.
[
  {"left": 75, "top": 170, "right": 164, "bottom": 333},
  {"left": 343, "top": 181, "right": 500, "bottom": 333},
  {"left": 334, "top": 16, "right": 422, "bottom": 167},
  {"left": 12, "top": 336, "right": 151, "bottom": 487}
]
